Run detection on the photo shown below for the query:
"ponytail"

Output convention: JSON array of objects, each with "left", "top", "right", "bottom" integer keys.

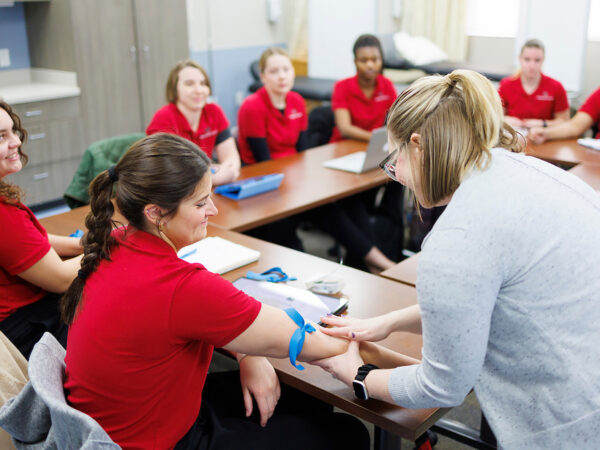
[
  {"left": 387, "top": 69, "right": 522, "bottom": 207},
  {"left": 61, "top": 170, "right": 117, "bottom": 325}
]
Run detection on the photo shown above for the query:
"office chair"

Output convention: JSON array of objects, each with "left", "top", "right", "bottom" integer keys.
[{"left": 0, "top": 333, "right": 119, "bottom": 448}]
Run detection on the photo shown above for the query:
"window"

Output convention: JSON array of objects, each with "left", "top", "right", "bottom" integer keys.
[
  {"left": 466, "top": 0, "right": 520, "bottom": 38},
  {"left": 589, "top": 0, "right": 600, "bottom": 41}
]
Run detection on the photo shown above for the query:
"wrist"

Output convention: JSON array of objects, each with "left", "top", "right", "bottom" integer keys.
[{"left": 236, "top": 353, "right": 249, "bottom": 364}]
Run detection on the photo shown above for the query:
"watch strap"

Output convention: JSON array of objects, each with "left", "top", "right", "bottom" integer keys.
[{"left": 355, "top": 363, "right": 379, "bottom": 382}]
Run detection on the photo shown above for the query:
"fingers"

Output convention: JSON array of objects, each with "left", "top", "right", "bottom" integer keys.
[
  {"left": 242, "top": 386, "right": 253, "bottom": 418},
  {"left": 255, "top": 390, "right": 276, "bottom": 427},
  {"left": 320, "top": 315, "right": 351, "bottom": 326},
  {"left": 319, "top": 326, "right": 352, "bottom": 338}
]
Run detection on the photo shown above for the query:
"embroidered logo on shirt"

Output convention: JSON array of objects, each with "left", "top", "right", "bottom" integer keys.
[
  {"left": 536, "top": 92, "right": 554, "bottom": 102},
  {"left": 288, "top": 110, "right": 304, "bottom": 120},
  {"left": 199, "top": 128, "right": 218, "bottom": 139},
  {"left": 373, "top": 93, "right": 391, "bottom": 103}
]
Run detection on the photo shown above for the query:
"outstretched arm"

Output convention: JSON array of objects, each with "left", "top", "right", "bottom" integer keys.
[{"left": 529, "top": 111, "right": 594, "bottom": 144}]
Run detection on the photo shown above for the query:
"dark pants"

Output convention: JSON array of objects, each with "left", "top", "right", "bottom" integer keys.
[
  {"left": 0, "top": 293, "right": 67, "bottom": 359},
  {"left": 175, "top": 371, "right": 370, "bottom": 450}
]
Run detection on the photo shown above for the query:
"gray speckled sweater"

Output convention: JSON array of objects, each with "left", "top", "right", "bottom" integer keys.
[{"left": 388, "top": 148, "right": 600, "bottom": 449}]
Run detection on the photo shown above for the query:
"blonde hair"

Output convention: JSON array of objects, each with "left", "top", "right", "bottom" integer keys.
[
  {"left": 386, "top": 69, "right": 521, "bottom": 207},
  {"left": 520, "top": 38, "right": 545, "bottom": 56},
  {"left": 165, "top": 59, "right": 211, "bottom": 103},
  {"left": 258, "top": 47, "right": 290, "bottom": 73}
]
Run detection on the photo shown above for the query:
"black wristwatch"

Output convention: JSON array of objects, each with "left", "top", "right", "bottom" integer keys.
[{"left": 352, "top": 364, "right": 379, "bottom": 400}]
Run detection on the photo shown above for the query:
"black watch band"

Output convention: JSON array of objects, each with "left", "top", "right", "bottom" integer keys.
[{"left": 352, "top": 364, "right": 379, "bottom": 400}]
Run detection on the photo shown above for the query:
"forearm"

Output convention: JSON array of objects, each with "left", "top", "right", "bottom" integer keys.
[
  {"left": 359, "top": 341, "right": 420, "bottom": 368},
  {"left": 339, "top": 125, "right": 372, "bottom": 142},
  {"left": 48, "top": 234, "right": 83, "bottom": 257},
  {"left": 385, "top": 305, "right": 422, "bottom": 334},
  {"left": 225, "top": 305, "right": 348, "bottom": 360}
]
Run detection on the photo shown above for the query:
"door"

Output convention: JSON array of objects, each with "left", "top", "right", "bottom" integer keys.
[
  {"left": 133, "top": 0, "right": 190, "bottom": 128},
  {"left": 70, "top": 0, "right": 144, "bottom": 143}
]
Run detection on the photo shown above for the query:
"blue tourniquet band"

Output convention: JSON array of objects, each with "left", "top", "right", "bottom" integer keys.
[
  {"left": 246, "top": 267, "right": 297, "bottom": 283},
  {"left": 284, "top": 307, "right": 315, "bottom": 370}
]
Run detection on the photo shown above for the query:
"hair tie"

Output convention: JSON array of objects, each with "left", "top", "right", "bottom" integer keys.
[
  {"left": 107, "top": 166, "right": 118, "bottom": 182},
  {"left": 77, "top": 269, "right": 87, "bottom": 280}
]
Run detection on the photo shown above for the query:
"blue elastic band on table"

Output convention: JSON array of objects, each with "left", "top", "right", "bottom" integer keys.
[
  {"left": 246, "top": 267, "right": 297, "bottom": 283},
  {"left": 284, "top": 307, "right": 315, "bottom": 371}
]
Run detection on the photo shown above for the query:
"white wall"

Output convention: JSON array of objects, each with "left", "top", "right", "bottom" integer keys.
[
  {"left": 187, "top": 0, "right": 291, "bottom": 52},
  {"left": 308, "top": 0, "right": 376, "bottom": 79}
]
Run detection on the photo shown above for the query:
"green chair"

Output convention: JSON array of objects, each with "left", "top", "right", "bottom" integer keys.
[{"left": 64, "top": 133, "right": 145, "bottom": 209}]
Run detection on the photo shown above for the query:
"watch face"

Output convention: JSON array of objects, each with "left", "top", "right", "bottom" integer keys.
[{"left": 353, "top": 380, "right": 368, "bottom": 400}]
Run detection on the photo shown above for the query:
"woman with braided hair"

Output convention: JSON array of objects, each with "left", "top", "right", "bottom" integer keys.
[
  {"left": 0, "top": 100, "right": 82, "bottom": 358},
  {"left": 313, "top": 70, "right": 600, "bottom": 448},
  {"left": 61, "top": 133, "right": 371, "bottom": 449}
]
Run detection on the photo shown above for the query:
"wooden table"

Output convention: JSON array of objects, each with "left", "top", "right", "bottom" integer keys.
[
  {"left": 568, "top": 163, "right": 600, "bottom": 191},
  {"left": 526, "top": 139, "right": 600, "bottom": 167},
  {"left": 380, "top": 253, "right": 419, "bottom": 287},
  {"left": 40, "top": 207, "right": 447, "bottom": 444},
  {"left": 210, "top": 140, "right": 390, "bottom": 231}
]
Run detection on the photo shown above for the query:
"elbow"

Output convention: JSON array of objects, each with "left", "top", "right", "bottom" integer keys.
[{"left": 46, "top": 278, "right": 74, "bottom": 294}]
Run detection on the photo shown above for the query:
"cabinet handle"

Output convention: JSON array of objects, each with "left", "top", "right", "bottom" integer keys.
[
  {"left": 130, "top": 46, "right": 137, "bottom": 63},
  {"left": 33, "top": 172, "right": 49, "bottom": 181},
  {"left": 25, "top": 110, "right": 43, "bottom": 117},
  {"left": 29, "top": 132, "right": 46, "bottom": 141},
  {"left": 143, "top": 45, "right": 150, "bottom": 62}
]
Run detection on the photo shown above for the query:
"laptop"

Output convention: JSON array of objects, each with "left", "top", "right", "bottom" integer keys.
[{"left": 323, "top": 127, "right": 389, "bottom": 174}]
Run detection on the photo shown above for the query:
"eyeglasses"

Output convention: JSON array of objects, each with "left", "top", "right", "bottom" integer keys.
[{"left": 378, "top": 148, "right": 400, "bottom": 182}]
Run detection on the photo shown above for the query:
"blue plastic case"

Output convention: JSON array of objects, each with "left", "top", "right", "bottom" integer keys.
[{"left": 214, "top": 173, "right": 284, "bottom": 200}]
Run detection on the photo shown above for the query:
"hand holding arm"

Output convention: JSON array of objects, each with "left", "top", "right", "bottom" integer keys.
[
  {"left": 237, "top": 354, "right": 281, "bottom": 427},
  {"left": 319, "top": 304, "right": 422, "bottom": 341}
]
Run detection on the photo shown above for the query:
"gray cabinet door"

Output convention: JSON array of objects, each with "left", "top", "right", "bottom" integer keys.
[
  {"left": 70, "top": 0, "right": 144, "bottom": 143},
  {"left": 133, "top": 0, "right": 190, "bottom": 128}
]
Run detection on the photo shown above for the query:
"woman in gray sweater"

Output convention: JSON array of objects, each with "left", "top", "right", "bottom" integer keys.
[{"left": 314, "top": 69, "right": 600, "bottom": 449}]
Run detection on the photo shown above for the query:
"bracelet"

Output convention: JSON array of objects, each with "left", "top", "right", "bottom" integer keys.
[
  {"left": 284, "top": 307, "right": 315, "bottom": 370},
  {"left": 543, "top": 120, "right": 548, "bottom": 128}
]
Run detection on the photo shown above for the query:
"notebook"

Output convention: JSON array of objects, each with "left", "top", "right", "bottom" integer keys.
[
  {"left": 178, "top": 237, "right": 260, "bottom": 274},
  {"left": 232, "top": 277, "right": 349, "bottom": 325},
  {"left": 323, "top": 127, "right": 389, "bottom": 173}
]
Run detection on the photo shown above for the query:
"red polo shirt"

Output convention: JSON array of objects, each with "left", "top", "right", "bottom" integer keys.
[
  {"left": 146, "top": 102, "right": 230, "bottom": 158},
  {"left": 498, "top": 73, "right": 569, "bottom": 120},
  {"left": 579, "top": 86, "right": 600, "bottom": 139},
  {"left": 65, "top": 227, "right": 261, "bottom": 449},
  {"left": 237, "top": 87, "right": 308, "bottom": 164},
  {"left": 330, "top": 74, "right": 397, "bottom": 142},
  {"left": 0, "top": 199, "right": 50, "bottom": 321}
]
